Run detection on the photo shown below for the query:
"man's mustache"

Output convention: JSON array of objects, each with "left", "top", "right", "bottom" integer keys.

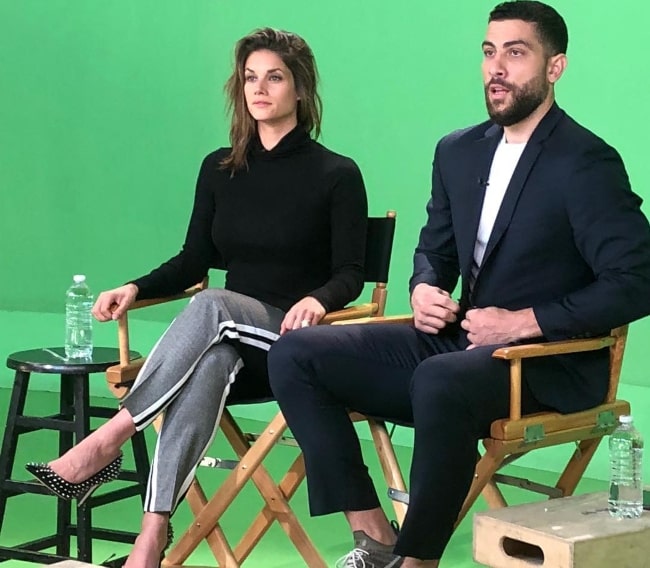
[{"left": 486, "top": 78, "right": 515, "bottom": 90}]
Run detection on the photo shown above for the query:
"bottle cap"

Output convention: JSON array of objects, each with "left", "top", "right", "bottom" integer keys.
[
  {"left": 619, "top": 415, "right": 633, "bottom": 424},
  {"left": 73, "top": 275, "right": 86, "bottom": 283}
]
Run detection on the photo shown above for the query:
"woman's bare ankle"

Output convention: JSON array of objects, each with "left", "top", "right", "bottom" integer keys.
[
  {"left": 48, "top": 409, "right": 135, "bottom": 482},
  {"left": 48, "top": 444, "right": 121, "bottom": 483},
  {"left": 123, "top": 513, "right": 170, "bottom": 568}
]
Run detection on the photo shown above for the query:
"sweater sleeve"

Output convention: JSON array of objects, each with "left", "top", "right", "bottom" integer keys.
[
  {"left": 129, "top": 152, "right": 223, "bottom": 300},
  {"left": 306, "top": 159, "right": 368, "bottom": 312}
]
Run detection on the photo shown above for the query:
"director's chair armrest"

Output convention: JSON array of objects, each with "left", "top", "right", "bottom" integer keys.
[
  {"left": 491, "top": 335, "right": 616, "bottom": 360},
  {"left": 493, "top": 334, "right": 617, "bottom": 421},
  {"left": 321, "top": 303, "right": 382, "bottom": 324},
  {"left": 125, "top": 279, "right": 208, "bottom": 311},
  {"left": 330, "top": 314, "right": 415, "bottom": 326},
  {"left": 330, "top": 317, "right": 619, "bottom": 423},
  {"left": 106, "top": 277, "right": 209, "bottom": 397}
]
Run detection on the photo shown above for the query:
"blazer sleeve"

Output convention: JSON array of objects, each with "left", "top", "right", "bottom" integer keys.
[
  {"left": 409, "top": 141, "right": 461, "bottom": 295},
  {"left": 533, "top": 144, "right": 650, "bottom": 339}
]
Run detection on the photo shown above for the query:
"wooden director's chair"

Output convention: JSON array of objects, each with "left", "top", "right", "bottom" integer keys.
[
  {"left": 339, "top": 316, "right": 630, "bottom": 529},
  {"left": 104, "top": 211, "right": 397, "bottom": 567}
]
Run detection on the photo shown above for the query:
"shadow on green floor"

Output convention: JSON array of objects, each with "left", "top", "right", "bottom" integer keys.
[{"left": 0, "top": 389, "right": 607, "bottom": 567}]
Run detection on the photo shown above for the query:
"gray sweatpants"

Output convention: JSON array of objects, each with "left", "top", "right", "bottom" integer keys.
[{"left": 121, "top": 288, "right": 285, "bottom": 513}]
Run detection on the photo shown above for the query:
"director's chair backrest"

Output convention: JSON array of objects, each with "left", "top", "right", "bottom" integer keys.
[
  {"left": 319, "top": 210, "right": 396, "bottom": 326},
  {"left": 365, "top": 215, "right": 396, "bottom": 280}
]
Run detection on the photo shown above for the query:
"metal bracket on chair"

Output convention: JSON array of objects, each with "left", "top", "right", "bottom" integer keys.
[
  {"left": 199, "top": 456, "right": 240, "bottom": 470},
  {"left": 388, "top": 488, "right": 410, "bottom": 505},
  {"left": 523, "top": 423, "right": 545, "bottom": 444},
  {"left": 492, "top": 473, "right": 564, "bottom": 498},
  {"left": 594, "top": 410, "right": 616, "bottom": 433},
  {"left": 244, "top": 432, "right": 300, "bottom": 447}
]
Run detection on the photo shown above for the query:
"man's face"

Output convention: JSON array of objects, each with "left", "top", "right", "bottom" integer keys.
[{"left": 481, "top": 19, "right": 552, "bottom": 127}]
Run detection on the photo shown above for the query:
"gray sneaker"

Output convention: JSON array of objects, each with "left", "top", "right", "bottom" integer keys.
[{"left": 335, "top": 530, "right": 403, "bottom": 567}]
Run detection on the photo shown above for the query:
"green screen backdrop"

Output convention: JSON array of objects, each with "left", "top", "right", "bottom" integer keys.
[{"left": 1, "top": 0, "right": 649, "bottom": 386}]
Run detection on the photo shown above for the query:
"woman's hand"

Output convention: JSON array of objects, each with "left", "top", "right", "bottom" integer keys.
[
  {"left": 280, "top": 296, "right": 326, "bottom": 335},
  {"left": 92, "top": 283, "right": 139, "bottom": 322}
]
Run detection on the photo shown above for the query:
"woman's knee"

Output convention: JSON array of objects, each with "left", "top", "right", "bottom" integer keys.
[
  {"left": 191, "top": 288, "right": 230, "bottom": 308},
  {"left": 200, "top": 343, "right": 241, "bottom": 375}
]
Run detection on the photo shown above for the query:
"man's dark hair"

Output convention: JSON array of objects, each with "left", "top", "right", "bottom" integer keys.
[{"left": 489, "top": 1, "right": 568, "bottom": 56}]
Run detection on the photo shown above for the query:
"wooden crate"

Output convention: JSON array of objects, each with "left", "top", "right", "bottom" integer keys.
[{"left": 474, "top": 492, "right": 650, "bottom": 567}]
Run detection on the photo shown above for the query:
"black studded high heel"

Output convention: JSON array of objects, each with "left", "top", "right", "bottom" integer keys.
[{"left": 25, "top": 453, "right": 123, "bottom": 506}]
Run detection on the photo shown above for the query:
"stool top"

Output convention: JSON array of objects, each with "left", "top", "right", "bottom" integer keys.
[{"left": 6, "top": 347, "right": 141, "bottom": 374}]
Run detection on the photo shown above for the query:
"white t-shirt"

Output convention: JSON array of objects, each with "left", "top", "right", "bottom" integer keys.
[{"left": 470, "top": 135, "right": 527, "bottom": 284}]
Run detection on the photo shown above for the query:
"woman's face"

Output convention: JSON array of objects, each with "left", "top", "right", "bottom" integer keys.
[{"left": 244, "top": 49, "right": 299, "bottom": 130}]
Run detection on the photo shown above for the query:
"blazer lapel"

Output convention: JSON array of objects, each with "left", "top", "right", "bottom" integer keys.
[
  {"left": 457, "top": 124, "right": 503, "bottom": 282},
  {"left": 479, "top": 103, "right": 565, "bottom": 269}
]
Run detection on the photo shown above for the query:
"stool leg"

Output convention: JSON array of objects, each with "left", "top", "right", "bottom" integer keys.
[
  {"left": 72, "top": 373, "right": 93, "bottom": 562},
  {"left": 56, "top": 373, "right": 75, "bottom": 558},
  {"left": 131, "top": 430, "right": 150, "bottom": 507},
  {"left": 0, "top": 371, "right": 30, "bottom": 533}
]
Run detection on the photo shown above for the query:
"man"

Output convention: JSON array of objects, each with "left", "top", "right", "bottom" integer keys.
[{"left": 268, "top": 2, "right": 650, "bottom": 567}]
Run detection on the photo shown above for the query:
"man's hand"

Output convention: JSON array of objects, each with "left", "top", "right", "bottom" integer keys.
[
  {"left": 92, "top": 283, "right": 139, "bottom": 322},
  {"left": 280, "top": 296, "right": 326, "bottom": 335},
  {"left": 461, "top": 306, "right": 542, "bottom": 349},
  {"left": 411, "top": 283, "right": 460, "bottom": 334}
]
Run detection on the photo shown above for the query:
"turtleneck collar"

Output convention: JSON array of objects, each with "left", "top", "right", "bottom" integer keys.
[{"left": 249, "top": 125, "right": 312, "bottom": 160}]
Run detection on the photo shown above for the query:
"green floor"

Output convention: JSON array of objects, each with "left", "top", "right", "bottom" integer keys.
[{"left": 0, "top": 388, "right": 607, "bottom": 568}]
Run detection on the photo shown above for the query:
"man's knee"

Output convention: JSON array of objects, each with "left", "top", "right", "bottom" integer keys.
[
  {"left": 268, "top": 330, "right": 317, "bottom": 394},
  {"left": 410, "top": 354, "right": 475, "bottom": 411},
  {"left": 269, "top": 326, "right": 350, "bottom": 392}
]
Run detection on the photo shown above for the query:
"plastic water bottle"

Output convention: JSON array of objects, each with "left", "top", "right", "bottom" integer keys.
[
  {"left": 608, "top": 414, "right": 643, "bottom": 518},
  {"left": 65, "top": 275, "right": 94, "bottom": 359}
]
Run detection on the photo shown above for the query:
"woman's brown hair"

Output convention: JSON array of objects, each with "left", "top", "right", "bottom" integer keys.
[{"left": 220, "top": 28, "right": 322, "bottom": 173}]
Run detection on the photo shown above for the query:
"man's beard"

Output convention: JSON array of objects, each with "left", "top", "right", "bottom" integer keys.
[{"left": 484, "top": 75, "right": 549, "bottom": 127}]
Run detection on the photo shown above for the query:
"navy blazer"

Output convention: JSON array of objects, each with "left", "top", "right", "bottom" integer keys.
[{"left": 409, "top": 103, "right": 650, "bottom": 411}]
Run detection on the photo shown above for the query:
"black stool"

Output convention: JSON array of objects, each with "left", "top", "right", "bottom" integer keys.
[{"left": 0, "top": 347, "right": 148, "bottom": 566}]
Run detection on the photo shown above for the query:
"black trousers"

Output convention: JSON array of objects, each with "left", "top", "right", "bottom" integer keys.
[{"left": 267, "top": 323, "right": 566, "bottom": 560}]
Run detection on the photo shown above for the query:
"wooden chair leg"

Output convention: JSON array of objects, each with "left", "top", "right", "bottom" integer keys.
[
  {"left": 556, "top": 437, "right": 602, "bottom": 496},
  {"left": 234, "top": 453, "right": 307, "bottom": 562},
  {"left": 165, "top": 413, "right": 286, "bottom": 566},
  {"left": 235, "top": 460, "right": 325, "bottom": 568},
  {"left": 183, "top": 480, "right": 239, "bottom": 567},
  {"left": 456, "top": 444, "right": 506, "bottom": 527},
  {"left": 165, "top": 412, "right": 325, "bottom": 568},
  {"left": 481, "top": 479, "right": 507, "bottom": 509},
  {"left": 221, "top": 414, "right": 326, "bottom": 568}
]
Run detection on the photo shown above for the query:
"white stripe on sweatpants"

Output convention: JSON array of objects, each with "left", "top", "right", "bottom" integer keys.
[{"left": 129, "top": 320, "right": 278, "bottom": 431}]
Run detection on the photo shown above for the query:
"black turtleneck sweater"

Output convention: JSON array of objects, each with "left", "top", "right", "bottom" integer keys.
[{"left": 131, "top": 127, "right": 368, "bottom": 313}]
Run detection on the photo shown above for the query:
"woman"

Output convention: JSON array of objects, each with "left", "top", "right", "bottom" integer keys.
[{"left": 26, "top": 28, "right": 367, "bottom": 568}]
